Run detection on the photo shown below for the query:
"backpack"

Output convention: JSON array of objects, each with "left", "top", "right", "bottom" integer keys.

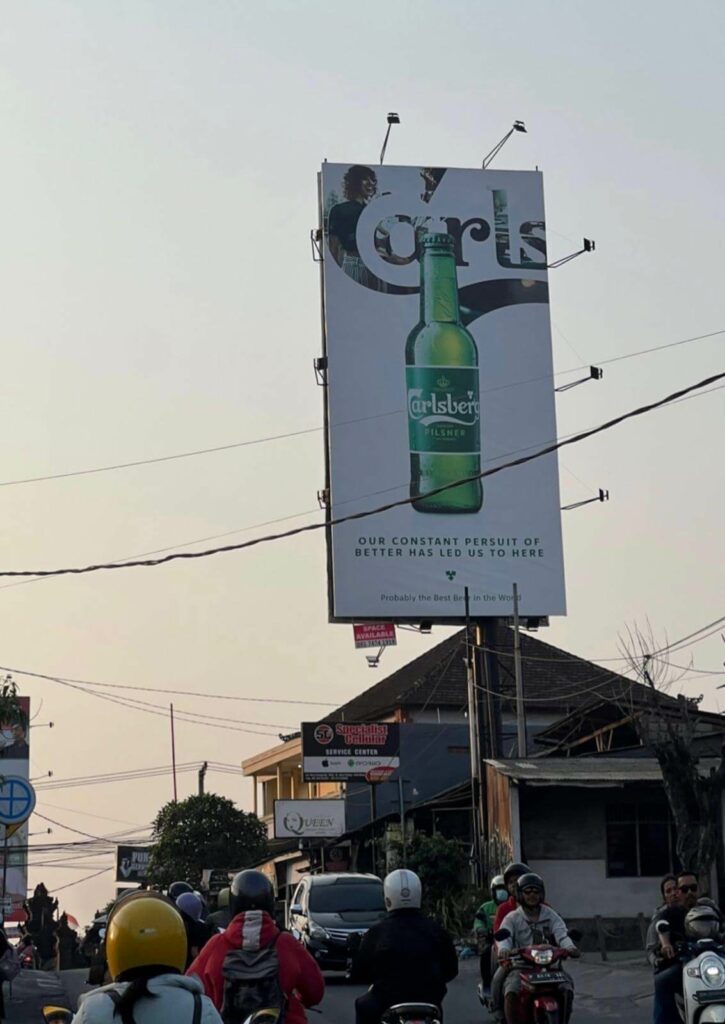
[{"left": 220, "top": 935, "right": 286, "bottom": 1024}]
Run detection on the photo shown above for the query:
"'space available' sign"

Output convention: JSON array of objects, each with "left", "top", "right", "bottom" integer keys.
[
  {"left": 319, "top": 163, "right": 566, "bottom": 621},
  {"left": 302, "top": 722, "right": 400, "bottom": 781}
]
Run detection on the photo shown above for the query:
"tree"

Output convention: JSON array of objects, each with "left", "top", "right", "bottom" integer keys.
[
  {"left": 401, "top": 832, "right": 471, "bottom": 933},
  {"left": 619, "top": 623, "right": 725, "bottom": 891},
  {"left": 147, "top": 793, "right": 267, "bottom": 888}
]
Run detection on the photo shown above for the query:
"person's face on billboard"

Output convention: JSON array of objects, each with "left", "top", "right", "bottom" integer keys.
[
  {"left": 12, "top": 724, "right": 25, "bottom": 742},
  {"left": 360, "top": 175, "right": 376, "bottom": 201}
]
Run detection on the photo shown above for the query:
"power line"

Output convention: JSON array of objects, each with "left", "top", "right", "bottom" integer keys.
[
  {"left": 0, "top": 663, "right": 335, "bottom": 706},
  {"left": 53, "top": 866, "right": 113, "bottom": 892},
  {"left": 0, "top": 368, "right": 721, "bottom": 580},
  {"left": 648, "top": 616, "right": 725, "bottom": 658},
  {"left": 0, "top": 328, "right": 721, "bottom": 491}
]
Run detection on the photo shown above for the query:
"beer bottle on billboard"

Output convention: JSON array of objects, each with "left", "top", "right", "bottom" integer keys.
[{"left": 406, "top": 232, "right": 482, "bottom": 513}]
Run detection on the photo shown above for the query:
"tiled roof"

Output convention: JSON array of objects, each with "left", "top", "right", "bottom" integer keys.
[{"left": 332, "top": 625, "right": 647, "bottom": 722}]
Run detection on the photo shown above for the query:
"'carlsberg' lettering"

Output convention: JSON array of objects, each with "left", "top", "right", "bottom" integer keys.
[{"left": 408, "top": 380, "right": 480, "bottom": 426}]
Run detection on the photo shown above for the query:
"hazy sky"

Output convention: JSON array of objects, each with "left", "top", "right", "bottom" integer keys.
[{"left": 1, "top": 0, "right": 723, "bottom": 924}]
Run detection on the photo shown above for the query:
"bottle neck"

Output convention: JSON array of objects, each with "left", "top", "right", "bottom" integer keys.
[{"left": 420, "top": 250, "right": 460, "bottom": 324}]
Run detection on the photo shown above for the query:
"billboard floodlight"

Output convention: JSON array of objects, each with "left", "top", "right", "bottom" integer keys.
[
  {"left": 482, "top": 120, "right": 528, "bottom": 169},
  {"left": 380, "top": 112, "right": 401, "bottom": 165}
]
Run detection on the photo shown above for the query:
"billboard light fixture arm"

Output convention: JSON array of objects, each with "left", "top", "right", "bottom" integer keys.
[
  {"left": 555, "top": 366, "right": 603, "bottom": 393},
  {"left": 380, "top": 112, "right": 401, "bottom": 165},
  {"left": 482, "top": 120, "right": 527, "bottom": 169},
  {"left": 561, "top": 488, "right": 610, "bottom": 512},
  {"left": 310, "top": 228, "right": 323, "bottom": 263},
  {"left": 548, "top": 238, "right": 596, "bottom": 269},
  {"left": 365, "top": 645, "right": 386, "bottom": 668},
  {"left": 313, "top": 356, "right": 328, "bottom": 386}
]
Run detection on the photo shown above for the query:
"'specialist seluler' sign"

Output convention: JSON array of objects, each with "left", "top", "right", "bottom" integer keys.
[
  {"left": 319, "top": 163, "right": 566, "bottom": 623},
  {"left": 273, "top": 799, "right": 346, "bottom": 839},
  {"left": 302, "top": 722, "right": 400, "bottom": 781}
]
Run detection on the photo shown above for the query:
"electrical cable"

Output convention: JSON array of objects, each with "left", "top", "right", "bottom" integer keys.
[
  {"left": 53, "top": 866, "right": 113, "bottom": 892},
  {"left": 647, "top": 616, "right": 725, "bottom": 658},
  {"left": 0, "top": 663, "right": 335, "bottom": 707},
  {"left": 0, "top": 329, "right": 721, "bottom": 491},
  {"left": 1, "top": 369, "right": 721, "bottom": 580}
]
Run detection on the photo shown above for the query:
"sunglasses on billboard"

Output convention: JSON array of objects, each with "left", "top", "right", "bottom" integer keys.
[{"left": 679, "top": 884, "right": 698, "bottom": 894}]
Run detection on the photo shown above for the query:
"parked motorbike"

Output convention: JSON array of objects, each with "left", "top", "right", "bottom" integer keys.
[
  {"left": 655, "top": 922, "right": 725, "bottom": 1023},
  {"left": 484, "top": 927, "right": 576, "bottom": 1024}
]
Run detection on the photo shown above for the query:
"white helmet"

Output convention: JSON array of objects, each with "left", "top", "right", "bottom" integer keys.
[{"left": 384, "top": 869, "right": 422, "bottom": 911}]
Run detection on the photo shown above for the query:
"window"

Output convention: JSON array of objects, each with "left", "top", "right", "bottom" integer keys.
[{"left": 606, "top": 800, "right": 679, "bottom": 877}]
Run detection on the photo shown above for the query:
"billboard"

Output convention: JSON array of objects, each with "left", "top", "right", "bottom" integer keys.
[
  {"left": 0, "top": 697, "right": 31, "bottom": 917},
  {"left": 319, "top": 163, "right": 566, "bottom": 622},
  {"left": 302, "top": 722, "right": 400, "bottom": 781},
  {"left": 274, "top": 799, "right": 346, "bottom": 839},
  {"left": 116, "top": 845, "right": 152, "bottom": 884}
]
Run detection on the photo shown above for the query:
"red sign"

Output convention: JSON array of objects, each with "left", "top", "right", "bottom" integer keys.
[
  {"left": 353, "top": 623, "right": 397, "bottom": 649},
  {"left": 365, "top": 766, "right": 396, "bottom": 784}
]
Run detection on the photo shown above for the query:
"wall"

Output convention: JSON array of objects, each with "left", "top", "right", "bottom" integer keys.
[
  {"left": 520, "top": 783, "right": 671, "bottom": 919},
  {"left": 344, "top": 723, "right": 471, "bottom": 831}
]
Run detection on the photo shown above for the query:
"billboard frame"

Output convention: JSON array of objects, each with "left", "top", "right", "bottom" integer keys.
[{"left": 316, "top": 162, "right": 565, "bottom": 626}]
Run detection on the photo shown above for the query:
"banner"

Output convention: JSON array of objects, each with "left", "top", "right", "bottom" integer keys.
[
  {"left": 353, "top": 622, "right": 397, "bottom": 649},
  {"left": 116, "top": 845, "right": 152, "bottom": 883},
  {"left": 302, "top": 722, "right": 400, "bottom": 781},
  {"left": 273, "top": 799, "right": 346, "bottom": 838},
  {"left": 320, "top": 163, "right": 566, "bottom": 621}
]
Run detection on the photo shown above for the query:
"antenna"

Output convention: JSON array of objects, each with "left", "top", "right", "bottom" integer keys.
[
  {"left": 380, "top": 112, "right": 400, "bottom": 165},
  {"left": 482, "top": 120, "right": 527, "bottom": 169}
]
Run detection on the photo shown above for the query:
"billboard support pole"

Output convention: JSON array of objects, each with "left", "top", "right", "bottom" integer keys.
[
  {"left": 465, "top": 589, "right": 482, "bottom": 885},
  {"left": 398, "top": 776, "right": 407, "bottom": 868},
  {"left": 512, "top": 584, "right": 527, "bottom": 757}
]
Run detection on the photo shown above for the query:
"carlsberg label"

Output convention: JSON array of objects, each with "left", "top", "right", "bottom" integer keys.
[{"left": 406, "top": 366, "right": 480, "bottom": 454}]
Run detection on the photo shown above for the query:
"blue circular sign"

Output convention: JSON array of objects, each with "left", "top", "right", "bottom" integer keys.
[{"left": 0, "top": 776, "right": 36, "bottom": 825}]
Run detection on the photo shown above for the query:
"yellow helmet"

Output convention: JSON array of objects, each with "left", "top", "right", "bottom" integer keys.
[{"left": 106, "top": 894, "right": 187, "bottom": 980}]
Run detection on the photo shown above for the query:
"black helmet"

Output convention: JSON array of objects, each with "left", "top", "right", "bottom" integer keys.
[
  {"left": 230, "top": 870, "right": 275, "bottom": 917},
  {"left": 503, "top": 862, "right": 530, "bottom": 885},
  {"left": 167, "top": 881, "right": 194, "bottom": 901},
  {"left": 516, "top": 872, "right": 545, "bottom": 902}
]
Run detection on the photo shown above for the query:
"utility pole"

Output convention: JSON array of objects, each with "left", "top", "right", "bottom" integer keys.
[
  {"left": 170, "top": 704, "right": 178, "bottom": 801},
  {"left": 198, "top": 761, "right": 208, "bottom": 796},
  {"left": 512, "top": 583, "right": 527, "bottom": 757}
]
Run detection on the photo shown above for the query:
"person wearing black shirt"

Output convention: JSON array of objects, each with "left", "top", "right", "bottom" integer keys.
[
  {"left": 653, "top": 871, "right": 703, "bottom": 1024},
  {"left": 351, "top": 869, "right": 457, "bottom": 1024}
]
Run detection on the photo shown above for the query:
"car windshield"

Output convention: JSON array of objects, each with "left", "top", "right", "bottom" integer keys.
[{"left": 309, "top": 882, "right": 385, "bottom": 914}]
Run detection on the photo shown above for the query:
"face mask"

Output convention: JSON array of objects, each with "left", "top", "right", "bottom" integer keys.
[{"left": 494, "top": 888, "right": 508, "bottom": 903}]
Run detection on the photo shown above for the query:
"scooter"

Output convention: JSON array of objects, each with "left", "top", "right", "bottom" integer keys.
[
  {"left": 491, "top": 941, "right": 575, "bottom": 1024},
  {"left": 654, "top": 931, "right": 725, "bottom": 1022}
]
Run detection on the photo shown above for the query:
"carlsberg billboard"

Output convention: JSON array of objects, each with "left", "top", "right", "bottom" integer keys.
[{"left": 320, "top": 163, "right": 566, "bottom": 621}]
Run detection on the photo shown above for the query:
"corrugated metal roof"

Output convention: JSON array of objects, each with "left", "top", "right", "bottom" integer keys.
[{"left": 485, "top": 757, "right": 665, "bottom": 784}]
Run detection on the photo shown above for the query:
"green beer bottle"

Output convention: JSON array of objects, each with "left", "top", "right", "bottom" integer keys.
[{"left": 406, "top": 232, "right": 482, "bottom": 514}]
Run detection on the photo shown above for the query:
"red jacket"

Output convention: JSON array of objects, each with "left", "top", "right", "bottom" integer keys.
[
  {"left": 187, "top": 910, "right": 324, "bottom": 1024},
  {"left": 494, "top": 896, "right": 517, "bottom": 933}
]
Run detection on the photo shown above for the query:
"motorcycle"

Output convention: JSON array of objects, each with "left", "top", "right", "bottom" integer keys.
[
  {"left": 655, "top": 924, "right": 725, "bottom": 1023},
  {"left": 484, "top": 927, "right": 577, "bottom": 1024}
]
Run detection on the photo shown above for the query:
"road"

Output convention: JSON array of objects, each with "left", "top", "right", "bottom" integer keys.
[{"left": 55, "top": 958, "right": 653, "bottom": 1024}]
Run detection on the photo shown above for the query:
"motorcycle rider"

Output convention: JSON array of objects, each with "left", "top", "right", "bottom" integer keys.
[
  {"left": 351, "top": 868, "right": 458, "bottom": 1024},
  {"left": 493, "top": 863, "right": 531, "bottom": 933},
  {"left": 176, "top": 892, "right": 217, "bottom": 968},
  {"left": 187, "top": 869, "right": 324, "bottom": 1024},
  {"left": 73, "top": 892, "right": 222, "bottom": 1023},
  {"left": 208, "top": 888, "right": 232, "bottom": 932},
  {"left": 475, "top": 875, "right": 508, "bottom": 991},
  {"left": 496, "top": 872, "right": 579, "bottom": 1024},
  {"left": 652, "top": 870, "right": 722, "bottom": 1024},
  {"left": 646, "top": 875, "right": 681, "bottom": 968}
]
